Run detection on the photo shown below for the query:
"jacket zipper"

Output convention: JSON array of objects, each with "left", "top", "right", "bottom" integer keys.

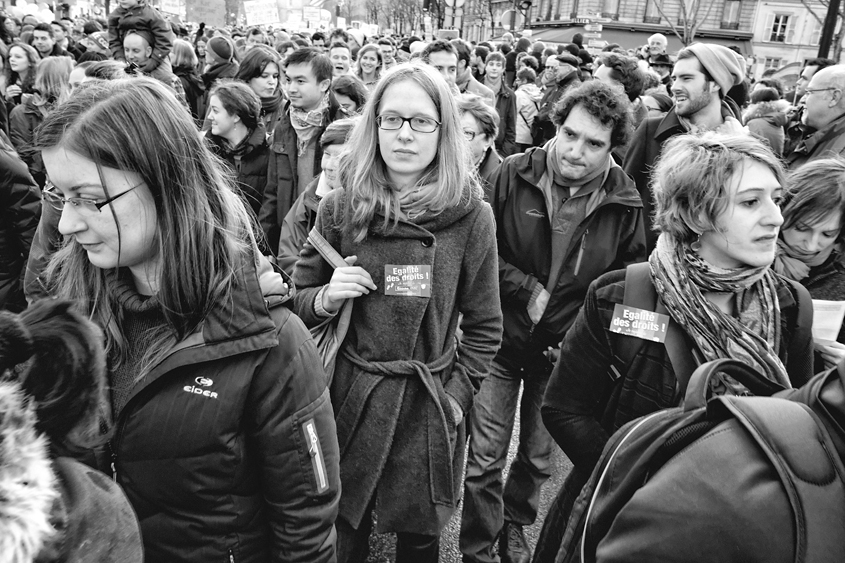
[
  {"left": 228, "top": 548, "right": 235, "bottom": 562},
  {"left": 573, "top": 229, "right": 588, "bottom": 277},
  {"left": 304, "top": 419, "right": 328, "bottom": 492}
]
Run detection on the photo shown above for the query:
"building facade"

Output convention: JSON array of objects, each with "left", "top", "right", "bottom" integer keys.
[{"left": 750, "top": 0, "right": 832, "bottom": 81}]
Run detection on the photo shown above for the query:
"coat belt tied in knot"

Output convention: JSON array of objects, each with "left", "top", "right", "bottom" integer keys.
[{"left": 335, "top": 343, "right": 458, "bottom": 509}]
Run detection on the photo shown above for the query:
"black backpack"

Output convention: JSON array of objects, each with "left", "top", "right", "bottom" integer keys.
[{"left": 556, "top": 358, "right": 845, "bottom": 563}]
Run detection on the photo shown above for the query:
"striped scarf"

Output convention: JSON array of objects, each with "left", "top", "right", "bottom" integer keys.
[{"left": 649, "top": 234, "right": 791, "bottom": 393}]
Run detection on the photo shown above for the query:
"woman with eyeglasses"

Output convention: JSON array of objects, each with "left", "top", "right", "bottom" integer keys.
[
  {"left": 35, "top": 77, "right": 341, "bottom": 563},
  {"left": 458, "top": 93, "right": 501, "bottom": 199},
  {"left": 10, "top": 56, "right": 72, "bottom": 188},
  {"left": 292, "top": 63, "right": 502, "bottom": 563}
]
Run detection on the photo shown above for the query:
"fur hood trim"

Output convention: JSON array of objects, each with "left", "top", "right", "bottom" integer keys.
[
  {"left": 0, "top": 380, "right": 58, "bottom": 563},
  {"left": 743, "top": 99, "right": 791, "bottom": 125}
]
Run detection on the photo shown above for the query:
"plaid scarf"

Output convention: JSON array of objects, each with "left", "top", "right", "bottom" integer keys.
[
  {"left": 649, "top": 234, "right": 791, "bottom": 393},
  {"left": 290, "top": 96, "right": 328, "bottom": 156}
]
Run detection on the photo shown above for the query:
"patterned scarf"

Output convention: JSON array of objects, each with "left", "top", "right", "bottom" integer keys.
[
  {"left": 649, "top": 234, "right": 791, "bottom": 393},
  {"left": 290, "top": 95, "right": 328, "bottom": 156}
]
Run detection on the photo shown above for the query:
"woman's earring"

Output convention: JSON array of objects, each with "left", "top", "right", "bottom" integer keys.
[{"left": 691, "top": 233, "right": 702, "bottom": 253}]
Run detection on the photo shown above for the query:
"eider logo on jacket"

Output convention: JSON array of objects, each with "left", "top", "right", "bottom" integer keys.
[{"left": 184, "top": 377, "right": 218, "bottom": 399}]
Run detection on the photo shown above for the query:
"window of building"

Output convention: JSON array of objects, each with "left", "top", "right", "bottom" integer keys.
[
  {"left": 603, "top": 0, "right": 619, "bottom": 18},
  {"left": 810, "top": 19, "right": 822, "bottom": 45},
  {"left": 721, "top": 0, "right": 741, "bottom": 29},
  {"left": 765, "top": 13, "right": 795, "bottom": 43},
  {"left": 763, "top": 57, "right": 782, "bottom": 72},
  {"left": 644, "top": 0, "right": 661, "bottom": 24}
]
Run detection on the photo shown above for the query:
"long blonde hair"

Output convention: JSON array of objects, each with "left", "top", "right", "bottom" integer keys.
[
  {"left": 37, "top": 77, "right": 256, "bottom": 376},
  {"left": 341, "top": 62, "right": 479, "bottom": 242}
]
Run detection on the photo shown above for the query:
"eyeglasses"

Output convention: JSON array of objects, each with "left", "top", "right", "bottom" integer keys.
[
  {"left": 805, "top": 87, "right": 840, "bottom": 96},
  {"left": 42, "top": 180, "right": 143, "bottom": 213},
  {"left": 376, "top": 114, "right": 440, "bottom": 133},
  {"left": 463, "top": 130, "right": 481, "bottom": 141}
]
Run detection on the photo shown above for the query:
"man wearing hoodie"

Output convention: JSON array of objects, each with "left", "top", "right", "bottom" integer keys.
[{"left": 459, "top": 80, "right": 646, "bottom": 563}]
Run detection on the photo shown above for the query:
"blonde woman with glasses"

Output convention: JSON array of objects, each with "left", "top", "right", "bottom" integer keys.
[{"left": 293, "top": 62, "right": 503, "bottom": 563}]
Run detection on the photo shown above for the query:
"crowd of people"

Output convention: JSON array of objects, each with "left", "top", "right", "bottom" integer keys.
[{"left": 1, "top": 5, "right": 845, "bottom": 562}]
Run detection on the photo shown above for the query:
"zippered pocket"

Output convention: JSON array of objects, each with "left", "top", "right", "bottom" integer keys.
[{"left": 302, "top": 418, "right": 329, "bottom": 493}]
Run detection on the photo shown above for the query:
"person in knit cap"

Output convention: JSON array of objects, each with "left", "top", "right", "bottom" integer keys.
[
  {"left": 623, "top": 41, "right": 748, "bottom": 253},
  {"left": 107, "top": 0, "right": 174, "bottom": 75},
  {"left": 201, "top": 35, "right": 238, "bottom": 91}
]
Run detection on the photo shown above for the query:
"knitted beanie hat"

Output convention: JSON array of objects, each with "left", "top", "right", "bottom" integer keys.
[
  {"left": 207, "top": 36, "right": 234, "bottom": 64},
  {"left": 684, "top": 43, "right": 745, "bottom": 96}
]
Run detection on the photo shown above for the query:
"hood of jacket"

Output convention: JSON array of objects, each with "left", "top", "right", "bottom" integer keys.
[
  {"left": 518, "top": 83, "right": 543, "bottom": 102},
  {"left": 0, "top": 380, "right": 58, "bottom": 562},
  {"left": 508, "top": 145, "right": 642, "bottom": 209},
  {"left": 743, "top": 99, "right": 791, "bottom": 127},
  {"left": 206, "top": 122, "right": 268, "bottom": 158}
]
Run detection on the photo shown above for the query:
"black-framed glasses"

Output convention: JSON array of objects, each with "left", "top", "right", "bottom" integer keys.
[
  {"left": 805, "top": 87, "right": 839, "bottom": 96},
  {"left": 463, "top": 130, "right": 480, "bottom": 141},
  {"left": 376, "top": 114, "right": 440, "bottom": 133},
  {"left": 42, "top": 180, "right": 143, "bottom": 213}
]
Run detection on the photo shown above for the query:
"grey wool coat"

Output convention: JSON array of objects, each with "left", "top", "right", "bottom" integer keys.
[{"left": 292, "top": 185, "right": 503, "bottom": 535}]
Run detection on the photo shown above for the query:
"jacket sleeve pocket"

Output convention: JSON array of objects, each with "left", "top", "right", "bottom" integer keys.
[{"left": 301, "top": 417, "right": 329, "bottom": 493}]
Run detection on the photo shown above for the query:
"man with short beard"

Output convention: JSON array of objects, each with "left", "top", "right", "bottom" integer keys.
[{"left": 623, "top": 42, "right": 746, "bottom": 253}]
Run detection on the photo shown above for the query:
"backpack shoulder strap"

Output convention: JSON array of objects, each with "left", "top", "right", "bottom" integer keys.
[
  {"left": 719, "top": 396, "right": 845, "bottom": 563},
  {"left": 614, "top": 262, "right": 655, "bottom": 375},
  {"left": 307, "top": 226, "right": 347, "bottom": 269},
  {"left": 617, "top": 263, "right": 697, "bottom": 396}
]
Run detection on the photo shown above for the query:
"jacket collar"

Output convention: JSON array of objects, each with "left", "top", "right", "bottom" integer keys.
[
  {"left": 654, "top": 102, "right": 737, "bottom": 142},
  {"left": 800, "top": 112, "right": 845, "bottom": 155},
  {"left": 510, "top": 145, "right": 642, "bottom": 209},
  {"left": 120, "top": 254, "right": 292, "bottom": 410}
]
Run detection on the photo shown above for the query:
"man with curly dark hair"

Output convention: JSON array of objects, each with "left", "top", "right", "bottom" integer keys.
[{"left": 459, "top": 80, "right": 646, "bottom": 563}]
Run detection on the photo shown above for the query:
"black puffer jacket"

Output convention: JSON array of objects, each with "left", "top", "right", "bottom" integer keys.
[
  {"left": 107, "top": 257, "right": 340, "bottom": 562},
  {"left": 0, "top": 137, "right": 40, "bottom": 312}
]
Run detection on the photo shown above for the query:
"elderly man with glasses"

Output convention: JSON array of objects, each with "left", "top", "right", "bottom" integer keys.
[{"left": 787, "top": 65, "right": 845, "bottom": 169}]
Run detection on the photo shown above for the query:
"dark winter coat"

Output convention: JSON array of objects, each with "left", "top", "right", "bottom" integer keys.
[
  {"left": 492, "top": 147, "right": 646, "bottom": 370},
  {"left": 107, "top": 2, "right": 174, "bottom": 69},
  {"left": 743, "top": 99, "right": 790, "bottom": 156},
  {"left": 623, "top": 103, "right": 736, "bottom": 253},
  {"left": 259, "top": 95, "right": 349, "bottom": 255},
  {"left": 533, "top": 70, "right": 580, "bottom": 144},
  {"left": 786, "top": 112, "right": 845, "bottom": 169},
  {"left": 277, "top": 175, "right": 320, "bottom": 276},
  {"left": 0, "top": 380, "right": 143, "bottom": 563},
  {"left": 0, "top": 140, "right": 40, "bottom": 312},
  {"left": 205, "top": 124, "right": 270, "bottom": 220},
  {"left": 9, "top": 96, "right": 44, "bottom": 187},
  {"left": 541, "top": 268, "right": 815, "bottom": 520},
  {"left": 107, "top": 257, "right": 341, "bottom": 562},
  {"left": 173, "top": 64, "right": 205, "bottom": 124},
  {"left": 801, "top": 251, "right": 845, "bottom": 344},
  {"left": 292, "top": 186, "right": 502, "bottom": 535},
  {"left": 493, "top": 82, "right": 518, "bottom": 157},
  {"left": 477, "top": 146, "right": 502, "bottom": 201}
]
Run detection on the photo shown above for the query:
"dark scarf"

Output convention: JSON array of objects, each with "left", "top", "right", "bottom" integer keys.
[
  {"left": 260, "top": 89, "right": 284, "bottom": 120},
  {"left": 649, "top": 233, "right": 790, "bottom": 392}
]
